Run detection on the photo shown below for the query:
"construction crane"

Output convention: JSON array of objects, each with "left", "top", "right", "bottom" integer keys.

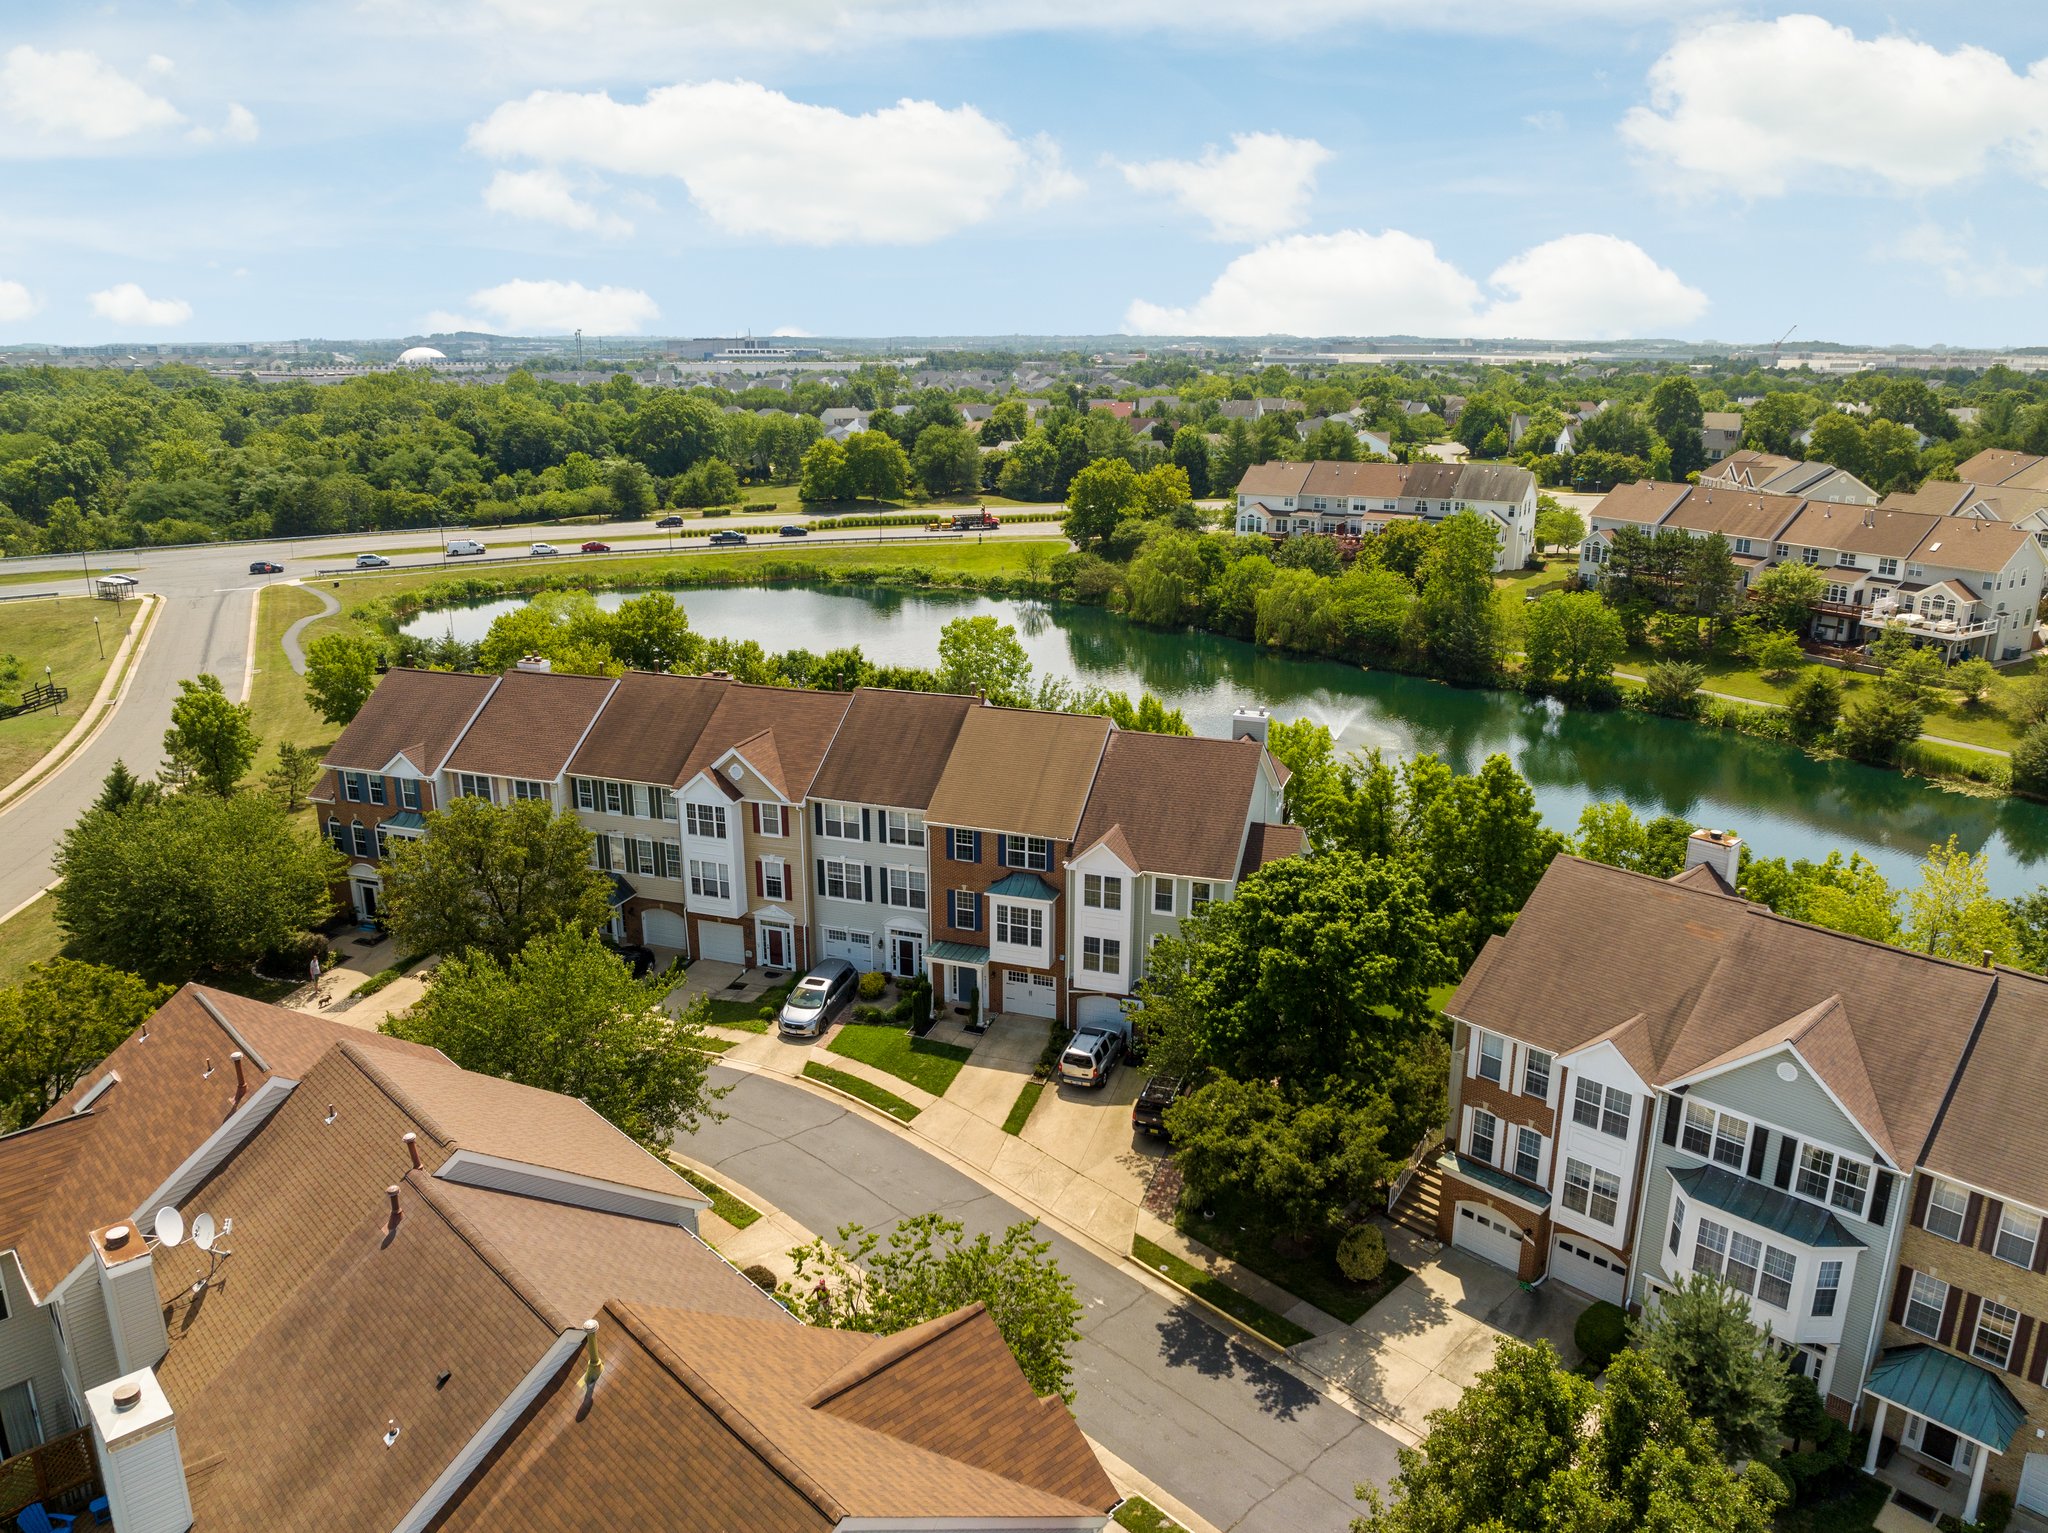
[{"left": 1769, "top": 324, "right": 1797, "bottom": 367}]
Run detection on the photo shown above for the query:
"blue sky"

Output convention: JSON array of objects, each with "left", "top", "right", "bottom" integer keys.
[{"left": 3, "top": 1, "right": 2047, "bottom": 346}]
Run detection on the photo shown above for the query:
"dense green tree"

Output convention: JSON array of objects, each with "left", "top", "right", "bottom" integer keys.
[
  {"left": 1741, "top": 850, "right": 1900, "bottom": 942},
  {"left": 1063, "top": 457, "right": 1139, "bottom": 548},
  {"left": 790, "top": 1214, "right": 1083, "bottom": 1402},
  {"left": 303, "top": 632, "right": 383, "bottom": 725},
  {"left": 798, "top": 437, "right": 849, "bottom": 501},
  {"left": 1409, "top": 511, "right": 1504, "bottom": 681},
  {"left": 92, "top": 758, "right": 159, "bottom": 814},
  {"left": 671, "top": 458, "right": 740, "bottom": 507},
  {"left": 162, "top": 672, "right": 258, "bottom": 795},
  {"left": 1523, "top": 591, "right": 1624, "bottom": 702},
  {"left": 1167, "top": 1075, "right": 1396, "bottom": 1238},
  {"left": 626, "top": 392, "right": 726, "bottom": 476},
  {"left": 1905, "top": 836, "right": 2021, "bottom": 964},
  {"left": 1368, "top": 518, "right": 1437, "bottom": 580},
  {"left": 1753, "top": 629, "right": 1805, "bottom": 681},
  {"left": 604, "top": 591, "right": 699, "bottom": 673},
  {"left": 936, "top": 615, "right": 1033, "bottom": 704},
  {"left": 995, "top": 431, "right": 1059, "bottom": 500},
  {"left": 1641, "top": 658, "right": 1705, "bottom": 716},
  {"left": 1168, "top": 424, "right": 1211, "bottom": 497},
  {"left": 1631, "top": 1272, "right": 1791, "bottom": 1460},
  {"left": 840, "top": 430, "right": 911, "bottom": 501},
  {"left": 607, "top": 457, "right": 657, "bottom": 517},
  {"left": 2014, "top": 719, "right": 2048, "bottom": 800},
  {"left": 381, "top": 795, "right": 613, "bottom": 964},
  {"left": 386, "top": 926, "right": 719, "bottom": 1148},
  {"left": 1532, "top": 501, "right": 1585, "bottom": 552},
  {"left": 1255, "top": 567, "right": 1335, "bottom": 652},
  {"left": 1836, "top": 685, "right": 1924, "bottom": 762},
  {"left": 1750, "top": 560, "right": 1824, "bottom": 633},
  {"left": 54, "top": 792, "right": 340, "bottom": 977},
  {"left": 911, "top": 424, "right": 981, "bottom": 496},
  {"left": 1123, "top": 530, "right": 1214, "bottom": 628},
  {"left": 1742, "top": 392, "right": 1813, "bottom": 456},
  {"left": 0, "top": 960, "right": 173, "bottom": 1132},
  {"left": 1573, "top": 801, "right": 1695, "bottom": 878},
  {"left": 265, "top": 740, "right": 321, "bottom": 813},
  {"left": 1402, "top": 753, "right": 1566, "bottom": 960},
  {"left": 1209, "top": 550, "right": 1276, "bottom": 639},
  {"left": 1648, "top": 374, "right": 1708, "bottom": 478}
]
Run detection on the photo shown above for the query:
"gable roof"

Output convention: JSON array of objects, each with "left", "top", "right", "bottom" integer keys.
[
  {"left": 674, "top": 682, "right": 855, "bottom": 801},
  {"left": 1238, "top": 820, "right": 1306, "bottom": 879},
  {"left": 1923, "top": 968, "right": 2048, "bottom": 1211},
  {"left": 566, "top": 670, "right": 728, "bottom": 784},
  {"left": 1070, "top": 730, "right": 1272, "bottom": 882},
  {"left": 444, "top": 668, "right": 618, "bottom": 782},
  {"left": 1588, "top": 479, "right": 1692, "bottom": 528},
  {"left": 322, "top": 668, "right": 497, "bottom": 773},
  {"left": 925, "top": 706, "right": 1112, "bottom": 841},
  {"left": 1955, "top": 448, "right": 2043, "bottom": 487},
  {"left": 808, "top": 688, "right": 977, "bottom": 809}
]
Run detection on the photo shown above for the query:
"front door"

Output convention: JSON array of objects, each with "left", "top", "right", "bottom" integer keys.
[
  {"left": 761, "top": 925, "right": 790, "bottom": 970},
  {"left": 892, "top": 933, "right": 922, "bottom": 978},
  {"left": 1919, "top": 1422, "right": 1962, "bottom": 1468},
  {"left": 355, "top": 881, "right": 379, "bottom": 921}
]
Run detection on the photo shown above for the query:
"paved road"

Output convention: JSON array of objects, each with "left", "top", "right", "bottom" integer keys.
[
  {"left": 0, "top": 513, "right": 1065, "bottom": 918},
  {"left": 684, "top": 1069, "right": 1402, "bottom": 1533}
]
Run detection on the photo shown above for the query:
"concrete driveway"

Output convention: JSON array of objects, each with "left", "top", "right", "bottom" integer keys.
[{"left": 1291, "top": 1243, "right": 1590, "bottom": 1438}]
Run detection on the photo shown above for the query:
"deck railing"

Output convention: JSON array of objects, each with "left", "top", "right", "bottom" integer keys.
[
  {"left": 0, "top": 1429, "right": 99, "bottom": 1520},
  {"left": 1386, "top": 1130, "right": 1444, "bottom": 1214}
]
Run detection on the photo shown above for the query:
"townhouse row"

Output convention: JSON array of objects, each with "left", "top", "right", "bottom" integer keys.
[
  {"left": 1426, "top": 830, "right": 2048, "bottom": 1521},
  {"left": 1580, "top": 480, "right": 2047, "bottom": 661},
  {"left": 1232, "top": 459, "right": 1540, "bottom": 571},
  {"left": 316, "top": 662, "right": 1301, "bottom": 1027}
]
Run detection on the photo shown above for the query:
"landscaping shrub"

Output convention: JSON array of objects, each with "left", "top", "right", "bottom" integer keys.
[
  {"left": 743, "top": 502, "right": 775, "bottom": 513},
  {"left": 741, "top": 1264, "right": 778, "bottom": 1292},
  {"left": 852, "top": 1005, "right": 883, "bottom": 1023},
  {"left": 859, "top": 970, "right": 888, "bottom": 1000},
  {"left": 1335, "top": 1225, "right": 1387, "bottom": 1283},
  {"left": 1573, "top": 1300, "right": 1628, "bottom": 1371},
  {"left": 1740, "top": 1460, "right": 1789, "bottom": 1515}
]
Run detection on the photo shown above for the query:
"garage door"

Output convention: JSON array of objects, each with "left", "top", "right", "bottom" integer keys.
[
  {"left": 2019, "top": 1453, "right": 2048, "bottom": 1516},
  {"left": 1075, "top": 994, "right": 1125, "bottom": 1028},
  {"left": 821, "top": 927, "right": 873, "bottom": 967},
  {"left": 697, "top": 921, "right": 746, "bottom": 965},
  {"left": 640, "top": 907, "right": 688, "bottom": 951},
  {"left": 1004, "top": 969, "right": 1058, "bottom": 1018},
  {"left": 1452, "top": 1202, "right": 1524, "bottom": 1273},
  {"left": 1550, "top": 1235, "right": 1627, "bottom": 1304}
]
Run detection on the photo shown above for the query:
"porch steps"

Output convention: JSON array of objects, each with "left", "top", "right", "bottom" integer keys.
[{"left": 1390, "top": 1158, "right": 1445, "bottom": 1240}]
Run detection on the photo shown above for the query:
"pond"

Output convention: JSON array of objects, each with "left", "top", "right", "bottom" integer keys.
[{"left": 405, "top": 584, "right": 2048, "bottom": 897}]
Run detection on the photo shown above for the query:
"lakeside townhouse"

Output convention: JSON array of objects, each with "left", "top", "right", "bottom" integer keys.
[
  {"left": 1233, "top": 460, "right": 1539, "bottom": 571},
  {"left": 1581, "top": 481, "right": 2048, "bottom": 661},
  {"left": 0, "top": 985, "right": 1117, "bottom": 1531},
  {"left": 1418, "top": 835, "right": 2048, "bottom": 1523},
  {"left": 318, "top": 671, "right": 1301, "bottom": 1024}
]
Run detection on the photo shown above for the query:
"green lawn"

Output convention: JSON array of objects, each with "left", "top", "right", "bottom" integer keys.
[
  {"left": 1113, "top": 1496, "right": 1188, "bottom": 1533},
  {"left": 695, "top": 975, "right": 793, "bottom": 1032},
  {"left": 1183, "top": 1218, "right": 1410, "bottom": 1326},
  {"left": 1132, "top": 1234, "right": 1314, "bottom": 1348},
  {"left": 827, "top": 1022, "right": 972, "bottom": 1096},
  {"left": 0, "top": 596, "right": 145, "bottom": 791},
  {"left": 802, "top": 1061, "right": 920, "bottom": 1122},
  {"left": 692, "top": 1035, "right": 739, "bottom": 1055},
  {"left": 0, "top": 893, "right": 66, "bottom": 988},
  {"left": 247, "top": 584, "right": 341, "bottom": 770},
  {"left": 1001, "top": 1080, "right": 1045, "bottom": 1136},
  {"left": 675, "top": 1165, "right": 762, "bottom": 1229}
]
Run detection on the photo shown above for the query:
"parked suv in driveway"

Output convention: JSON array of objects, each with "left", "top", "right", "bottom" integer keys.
[
  {"left": 778, "top": 958, "right": 858, "bottom": 1037},
  {"left": 1059, "top": 1026, "right": 1124, "bottom": 1089}
]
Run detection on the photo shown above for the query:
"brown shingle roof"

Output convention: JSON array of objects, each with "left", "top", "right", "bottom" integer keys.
[
  {"left": 1923, "top": 972, "right": 2048, "bottom": 1210},
  {"left": 322, "top": 668, "right": 497, "bottom": 773},
  {"left": 566, "top": 670, "right": 727, "bottom": 784},
  {"left": 1589, "top": 480, "right": 1691, "bottom": 528},
  {"left": 1660, "top": 487, "right": 1806, "bottom": 543},
  {"left": 675, "top": 683, "right": 855, "bottom": 801},
  {"left": 1072, "top": 731, "right": 1270, "bottom": 882},
  {"left": 1778, "top": 502, "right": 1937, "bottom": 560},
  {"left": 925, "top": 706, "right": 1111, "bottom": 840},
  {"left": 1238, "top": 820, "right": 1306, "bottom": 879},
  {"left": 444, "top": 668, "right": 618, "bottom": 782},
  {"left": 1955, "top": 449, "right": 2042, "bottom": 486},
  {"left": 808, "top": 688, "right": 977, "bottom": 809},
  {"left": 1908, "top": 517, "right": 2039, "bottom": 576}
]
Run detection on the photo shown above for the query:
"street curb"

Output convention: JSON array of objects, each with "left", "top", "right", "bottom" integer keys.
[
  {"left": 1129, "top": 1247, "right": 1302, "bottom": 1360},
  {"left": 0, "top": 594, "right": 159, "bottom": 813}
]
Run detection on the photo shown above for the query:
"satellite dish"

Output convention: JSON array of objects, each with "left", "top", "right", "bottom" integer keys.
[
  {"left": 192, "top": 1213, "right": 217, "bottom": 1252},
  {"left": 153, "top": 1207, "right": 185, "bottom": 1247}
]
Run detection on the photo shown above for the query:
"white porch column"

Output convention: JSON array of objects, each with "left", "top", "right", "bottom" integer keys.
[
  {"left": 1863, "top": 1400, "right": 1888, "bottom": 1474},
  {"left": 1964, "top": 1447, "right": 1989, "bottom": 1523}
]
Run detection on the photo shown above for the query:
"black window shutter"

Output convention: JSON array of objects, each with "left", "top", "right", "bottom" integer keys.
[
  {"left": 862, "top": 808, "right": 872, "bottom": 841},
  {"left": 1868, "top": 1170, "right": 1894, "bottom": 1228},
  {"left": 1964, "top": 1193, "right": 1985, "bottom": 1247},
  {"left": 813, "top": 802, "right": 824, "bottom": 834},
  {"left": 1911, "top": 1176, "right": 1934, "bottom": 1231},
  {"left": 1889, "top": 1264, "right": 1913, "bottom": 1325},
  {"left": 815, "top": 859, "right": 825, "bottom": 896},
  {"left": 995, "top": 835, "right": 1008, "bottom": 868},
  {"left": 1746, "top": 1130, "right": 1770, "bottom": 1180},
  {"left": 971, "top": 831, "right": 982, "bottom": 861},
  {"left": 2034, "top": 1217, "right": 2048, "bottom": 1275},
  {"left": 1938, "top": 1285, "right": 1964, "bottom": 1348},
  {"left": 2010, "top": 1316, "right": 2035, "bottom": 1380},
  {"left": 976, "top": 893, "right": 985, "bottom": 932},
  {"left": 1981, "top": 1199, "right": 2005, "bottom": 1255},
  {"left": 1774, "top": 1137, "right": 1797, "bottom": 1190},
  {"left": 863, "top": 866, "right": 873, "bottom": 903},
  {"left": 1660, "top": 1096, "right": 1681, "bottom": 1147}
]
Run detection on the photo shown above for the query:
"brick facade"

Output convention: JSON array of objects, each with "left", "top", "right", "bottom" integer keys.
[
  {"left": 929, "top": 827, "right": 1069, "bottom": 1013},
  {"left": 1435, "top": 1181, "right": 1550, "bottom": 1283}
]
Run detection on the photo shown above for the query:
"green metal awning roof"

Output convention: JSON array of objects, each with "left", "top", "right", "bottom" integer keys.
[
  {"left": 1437, "top": 1150, "right": 1551, "bottom": 1211},
  {"left": 605, "top": 872, "right": 634, "bottom": 909},
  {"left": 1671, "top": 1163, "right": 1864, "bottom": 1249},
  {"left": 928, "top": 941, "right": 990, "bottom": 965},
  {"left": 383, "top": 810, "right": 426, "bottom": 832},
  {"left": 1867, "top": 1346, "right": 2027, "bottom": 1451},
  {"left": 987, "top": 872, "right": 1060, "bottom": 901}
]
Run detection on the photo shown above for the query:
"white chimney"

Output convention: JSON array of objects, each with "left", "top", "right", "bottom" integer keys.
[
  {"left": 92, "top": 1222, "right": 167, "bottom": 1374},
  {"left": 86, "top": 1369, "right": 193, "bottom": 1533},
  {"left": 515, "top": 654, "right": 552, "bottom": 674},
  {"left": 1230, "top": 706, "right": 1270, "bottom": 746},
  {"left": 1683, "top": 827, "right": 1741, "bottom": 890}
]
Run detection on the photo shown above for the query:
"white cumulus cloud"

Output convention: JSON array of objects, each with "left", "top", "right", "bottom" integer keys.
[
  {"left": 222, "top": 103, "right": 260, "bottom": 143},
  {"left": 770, "top": 325, "right": 814, "bottom": 337},
  {"left": 483, "top": 168, "right": 632, "bottom": 237},
  {"left": 89, "top": 283, "right": 192, "bottom": 327},
  {"left": 1124, "top": 229, "right": 1704, "bottom": 339},
  {"left": 1118, "top": 132, "right": 1331, "bottom": 241},
  {"left": 0, "top": 280, "right": 42, "bottom": 324},
  {"left": 468, "top": 79, "right": 1074, "bottom": 244},
  {"left": 1892, "top": 222, "right": 2047, "bottom": 301},
  {"left": 0, "top": 45, "right": 185, "bottom": 151},
  {"left": 1622, "top": 16, "right": 2048, "bottom": 196},
  {"left": 425, "top": 278, "right": 658, "bottom": 335}
]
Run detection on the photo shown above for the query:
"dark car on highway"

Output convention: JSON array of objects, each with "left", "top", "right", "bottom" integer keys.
[
  {"left": 779, "top": 525, "right": 809, "bottom": 537},
  {"left": 248, "top": 560, "right": 283, "bottom": 574},
  {"left": 656, "top": 515, "right": 684, "bottom": 528},
  {"left": 707, "top": 530, "right": 748, "bottom": 546}
]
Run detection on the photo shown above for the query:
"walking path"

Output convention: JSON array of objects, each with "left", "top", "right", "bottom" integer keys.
[
  {"left": 280, "top": 581, "right": 340, "bottom": 673},
  {"left": 1611, "top": 667, "right": 2010, "bottom": 757}
]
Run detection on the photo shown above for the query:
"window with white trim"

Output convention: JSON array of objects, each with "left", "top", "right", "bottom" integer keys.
[
  {"left": 603, "top": 780, "right": 625, "bottom": 815},
  {"left": 1476, "top": 1032, "right": 1505, "bottom": 1086},
  {"left": 1759, "top": 1247, "right": 1796, "bottom": 1310},
  {"left": 686, "top": 803, "right": 727, "bottom": 839},
  {"left": 1469, "top": 1108, "right": 1497, "bottom": 1165},
  {"left": 820, "top": 859, "right": 861, "bottom": 902},
  {"left": 949, "top": 889, "right": 980, "bottom": 931},
  {"left": 1082, "top": 936, "right": 1121, "bottom": 974},
  {"left": 654, "top": 787, "right": 678, "bottom": 822},
  {"left": 882, "top": 810, "right": 923, "bottom": 847},
  {"left": 511, "top": 778, "right": 547, "bottom": 801},
  {"left": 1925, "top": 1180, "right": 1969, "bottom": 1243},
  {"left": 342, "top": 771, "right": 364, "bottom": 802},
  {"left": 1562, "top": 1159, "right": 1619, "bottom": 1224},
  {"left": 1902, "top": 1271, "right": 1947, "bottom": 1338},
  {"left": 1002, "top": 834, "right": 1052, "bottom": 871},
  {"left": 574, "top": 778, "right": 596, "bottom": 811},
  {"left": 1996, "top": 1206, "right": 2039, "bottom": 1270},
  {"left": 368, "top": 775, "right": 387, "bottom": 806},
  {"left": 1084, "top": 873, "right": 1123, "bottom": 910},
  {"left": 1975, "top": 1299, "right": 2020, "bottom": 1369},
  {"left": 1692, "top": 1218, "right": 1729, "bottom": 1278},
  {"left": 1189, "top": 881, "right": 1214, "bottom": 910},
  {"left": 761, "top": 859, "right": 787, "bottom": 901},
  {"left": 1796, "top": 1145, "right": 1871, "bottom": 1218},
  {"left": 1681, "top": 1101, "right": 1749, "bottom": 1170},
  {"left": 757, "top": 802, "right": 785, "bottom": 837},
  {"left": 1513, "top": 1127, "right": 1543, "bottom": 1182},
  {"left": 658, "top": 842, "right": 681, "bottom": 880},
  {"left": 994, "top": 903, "right": 1044, "bottom": 949},
  {"left": 1154, "top": 878, "right": 1176, "bottom": 914},
  {"left": 1522, "top": 1049, "right": 1551, "bottom": 1099},
  {"left": 1669, "top": 1195, "right": 1686, "bottom": 1254},
  {"left": 456, "top": 773, "right": 494, "bottom": 802},
  {"left": 399, "top": 778, "right": 421, "bottom": 811},
  {"left": 1812, "top": 1260, "right": 1841, "bottom": 1317},
  {"left": 625, "top": 837, "right": 652, "bottom": 876},
  {"left": 820, "top": 803, "right": 859, "bottom": 839},
  {"left": 688, "top": 859, "right": 731, "bottom": 901},
  {"left": 883, "top": 865, "right": 926, "bottom": 910},
  {"left": 1573, "top": 1079, "right": 1631, "bottom": 1138}
]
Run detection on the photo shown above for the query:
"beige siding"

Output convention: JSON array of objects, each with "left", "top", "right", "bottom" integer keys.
[{"left": 0, "top": 1256, "right": 74, "bottom": 1445}]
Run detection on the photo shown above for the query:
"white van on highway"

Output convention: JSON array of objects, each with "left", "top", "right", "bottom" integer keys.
[{"left": 446, "top": 539, "right": 487, "bottom": 557}]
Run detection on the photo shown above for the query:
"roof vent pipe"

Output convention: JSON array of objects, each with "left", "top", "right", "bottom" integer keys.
[
  {"left": 1984, "top": 949, "right": 1995, "bottom": 968},
  {"left": 403, "top": 1132, "right": 421, "bottom": 1170},
  {"left": 385, "top": 1185, "right": 402, "bottom": 1233},
  {"left": 229, "top": 1051, "right": 246, "bottom": 1103}
]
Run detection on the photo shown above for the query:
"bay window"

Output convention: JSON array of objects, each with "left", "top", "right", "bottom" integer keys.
[
  {"left": 995, "top": 903, "right": 1044, "bottom": 949},
  {"left": 1812, "top": 1260, "right": 1841, "bottom": 1317}
]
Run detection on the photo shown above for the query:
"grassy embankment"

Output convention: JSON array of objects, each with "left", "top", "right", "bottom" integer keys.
[{"left": 0, "top": 597, "right": 144, "bottom": 792}]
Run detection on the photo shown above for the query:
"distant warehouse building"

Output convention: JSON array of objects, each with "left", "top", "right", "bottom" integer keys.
[{"left": 1234, "top": 460, "right": 1538, "bottom": 571}]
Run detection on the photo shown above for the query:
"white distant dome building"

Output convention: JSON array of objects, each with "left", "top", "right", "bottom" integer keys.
[{"left": 396, "top": 345, "right": 446, "bottom": 366}]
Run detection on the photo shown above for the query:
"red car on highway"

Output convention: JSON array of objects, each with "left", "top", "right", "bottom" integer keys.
[{"left": 580, "top": 541, "right": 611, "bottom": 554}]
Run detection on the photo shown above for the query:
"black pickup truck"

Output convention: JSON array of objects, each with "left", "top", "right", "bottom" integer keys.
[{"left": 1131, "top": 1075, "right": 1186, "bottom": 1141}]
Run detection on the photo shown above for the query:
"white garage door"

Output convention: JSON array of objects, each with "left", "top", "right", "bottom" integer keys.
[
  {"left": 640, "top": 907, "right": 688, "bottom": 951},
  {"left": 1075, "top": 994, "right": 1125, "bottom": 1028},
  {"left": 821, "top": 927, "right": 873, "bottom": 967},
  {"left": 1452, "top": 1202, "right": 1524, "bottom": 1273},
  {"left": 697, "top": 921, "right": 746, "bottom": 965},
  {"left": 1550, "top": 1235, "right": 1627, "bottom": 1304},
  {"left": 1004, "top": 969, "right": 1058, "bottom": 1018},
  {"left": 2019, "top": 1453, "right": 2048, "bottom": 1516}
]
